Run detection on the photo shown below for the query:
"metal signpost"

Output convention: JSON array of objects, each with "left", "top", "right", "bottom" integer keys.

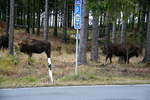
[{"left": 74, "top": 0, "right": 81, "bottom": 75}]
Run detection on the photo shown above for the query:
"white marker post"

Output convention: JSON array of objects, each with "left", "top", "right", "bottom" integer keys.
[
  {"left": 48, "top": 58, "right": 53, "bottom": 83},
  {"left": 74, "top": 0, "right": 81, "bottom": 75}
]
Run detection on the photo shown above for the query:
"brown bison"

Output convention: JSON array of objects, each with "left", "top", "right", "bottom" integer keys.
[
  {"left": 18, "top": 39, "right": 51, "bottom": 58},
  {"left": 0, "top": 34, "right": 9, "bottom": 50},
  {"left": 104, "top": 44, "right": 140, "bottom": 64},
  {"left": 19, "top": 39, "right": 54, "bottom": 83}
]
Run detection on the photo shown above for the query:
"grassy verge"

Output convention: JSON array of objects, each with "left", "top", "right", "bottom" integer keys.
[
  {"left": 0, "top": 31, "right": 150, "bottom": 88},
  {"left": 0, "top": 51, "right": 150, "bottom": 88}
]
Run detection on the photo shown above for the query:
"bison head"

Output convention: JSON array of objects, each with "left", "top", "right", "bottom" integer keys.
[
  {"left": 18, "top": 40, "right": 29, "bottom": 52},
  {"left": 128, "top": 45, "right": 140, "bottom": 58}
]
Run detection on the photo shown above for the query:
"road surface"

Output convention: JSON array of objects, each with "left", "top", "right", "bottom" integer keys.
[{"left": 0, "top": 85, "right": 150, "bottom": 100}]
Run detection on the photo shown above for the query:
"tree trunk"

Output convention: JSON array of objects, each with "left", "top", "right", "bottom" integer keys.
[
  {"left": 37, "top": 0, "right": 41, "bottom": 35},
  {"left": 143, "top": 8, "right": 150, "bottom": 62},
  {"left": 26, "top": 0, "right": 30, "bottom": 33},
  {"left": 32, "top": 0, "right": 35, "bottom": 34},
  {"left": 104, "top": 11, "right": 110, "bottom": 54},
  {"left": 91, "top": 15, "right": 99, "bottom": 62},
  {"left": 5, "top": 0, "right": 9, "bottom": 34},
  {"left": 119, "top": 19, "right": 126, "bottom": 63},
  {"left": 120, "top": 20, "right": 126, "bottom": 47},
  {"left": 20, "top": 9, "right": 23, "bottom": 25},
  {"left": 54, "top": 0, "right": 58, "bottom": 37},
  {"left": 112, "top": 21, "right": 116, "bottom": 44},
  {"left": 78, "top": 0, "right": 89, "bottom": 64},
  {"left": 8, "top": 0, "right": 15, "bottom": 55},
  {"left": 23, "top": 8, "right": 26, "bottom": 26},
  {"left": 44, "top": 0, "right": 49, "bottom": 40},
  {"left": 63, "top": 0, "right": 68, "bottom": 42}
]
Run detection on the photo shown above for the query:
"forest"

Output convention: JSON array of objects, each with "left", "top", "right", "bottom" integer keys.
[{"left": 0, "top": 0, "right": 150, "bottom": 87}]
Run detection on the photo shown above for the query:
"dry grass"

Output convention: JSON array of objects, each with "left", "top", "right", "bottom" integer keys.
[{"left": 0, "top": 30, "right": 150, "bottom": 88}]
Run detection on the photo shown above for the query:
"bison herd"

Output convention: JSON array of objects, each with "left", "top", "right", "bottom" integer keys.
[{"left": 0, "top": 33, "right": 141, "bottom": 64}]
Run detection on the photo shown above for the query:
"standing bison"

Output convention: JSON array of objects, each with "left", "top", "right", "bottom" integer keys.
[
  {"left": 0, "top": 34, "right": 9, "bottom": 50},
  {"left": 19, "top": 39, "right": 53, "bottom": 83},
  {"left": 18, "top": 39, "right": 51, "bottom": 58},
  {"left": 104, "top": 44, "right": 140, "bottom": 64}
]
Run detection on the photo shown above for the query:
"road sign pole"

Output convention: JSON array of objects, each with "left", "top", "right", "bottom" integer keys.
[
  {"left": 75, "top": 29, "right": 79, "bottom": 75},
  {"left": 74, "top": 0, "right": 81, "bottom": 75}
]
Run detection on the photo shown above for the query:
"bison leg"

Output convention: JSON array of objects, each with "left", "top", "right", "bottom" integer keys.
[
  {"left": 105, "top": 53, "right": 112, "bottom": 64},
  {"left": 127, "top": 57, "right": 130, "bottom": 64},
  {"left": 123, "top": 56, "right": 127, "bottom": 64},
  {"left": 105, "top": 55, "right": 109, "bottom": 64},
  {"left": 27, "top": 53, "right": 33, "bottom": 65},
  {"left": 109, "top": 55, "right": 112, "bottom": 63}
]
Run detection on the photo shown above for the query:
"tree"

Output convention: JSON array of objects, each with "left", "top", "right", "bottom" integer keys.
[
  {"left": 8, "top": 0, "right": 15, "bottom": 55},
  {"left": 91, "top": 15, "right": 99, "bottom": 62},
  {"left": 5, "top": 0, "right": 9, "bottom": 34},
  {"left": 63, "top": 0, "right": 68, "bottom": 42},
  {"left": 112, "top": 21, "right": 116, "bottom": 44},
  {"left": 88, "top": 0, "right": 100, "bottom": 62},
  {"left": 36, "top": 0, "right": 41, "bottom": 35},
  {"left": 44, "top": 0, "right": 49, "bottom": 40},
  {"left": 54, "top": 0, "right": 58, "bottom": 37},
  {"left": 26, "top": 0, "right": 30, "bottom": 33},
  {"left": 143, "top": 6, "right": 150, "bottom": 62},
  {"left": 104, "top": 11, "right": 110, "bottom": 53},
  {"left": 78, "top": 0, "right": 89, "bottom": 64},
  {"left": 120, "top": 18, "right": 126, "bottom": 47}
]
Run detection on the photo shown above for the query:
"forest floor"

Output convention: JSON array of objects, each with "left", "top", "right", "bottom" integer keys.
[{"left": 0, "top": 29, "right": 150, "bottom": 88}]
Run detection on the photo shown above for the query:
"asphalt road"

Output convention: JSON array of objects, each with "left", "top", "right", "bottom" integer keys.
[{"left": 0, "top": 85, "right": 150, "bottom": 100}]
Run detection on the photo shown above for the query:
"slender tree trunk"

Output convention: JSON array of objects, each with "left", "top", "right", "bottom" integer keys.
[
  {"left": 26, "top": 0, "right": 30, "bottom": 33},
  {"left": 63, "top": 0, "right": 68, "bottom": 42},
  {"left": 119, "top": 19, "right": 126, "bottom": 63},
  {"left": 104, "top": 11, "right": 110, "bottom": 54},
  {"left": 78, "top": 0, "right": 89, "bottom": 64},
  {"left": 44, "top": 0, "right": 49, "bottom": 40},
  {"left": 36, "top": 0, "right": 40, "bottom": 35},
  {"left": 8, "top": 0, "right": 15, "bottom": 55},
  {"left": 32, "top": 0, "right": 35, "bottom": 34},
  {"left": 143, "top": 8, "right": 150, "bottom": 62},
  {"left": 91, "top": 15, "right": 99, "bottom": 62},
  {"left": 5, "top": 0, "right": 9, "bottom": 34},
  {"left": 23, "top": 8, "right": 26, "bottom": 26},
  {"left": 54, "top": 0, "right": 58, "bottom": 37},
  {"left": 20, "top": 9, "right": 23, "bottom": 25},
  {"left": 112, "top": 21, "right": 116, "bottom": 44},
  {"left": 120, "top": 20, "right": 126, "bottom": 47},
  {"left": 132, "top": 15, "right": 135, "bottom": 30}
]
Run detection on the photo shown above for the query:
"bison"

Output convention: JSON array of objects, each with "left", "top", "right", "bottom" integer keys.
[
  {"left": 104, "top": 44, "right": 140, "bottom": 64},
  {"left": 18, "top": 39, "right": 51, "bottom": 58},
  {"left": 0, "top": 34, "right": 9, "bottom": 50},
  {"left": 19, "top": 39, "right": 54, "bottom": 83}
]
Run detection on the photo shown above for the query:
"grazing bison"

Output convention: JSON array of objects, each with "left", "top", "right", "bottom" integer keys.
[
  {"left": 18, "top": 39, "right": 51, "bottom": 58},
  {"left": 0, "top": 34, "right": 9, "bottom": 50},
  {"left": 19, "top": 39, "right": 54, "bottom": 83},
  {"left": 104, "top": 44, "right": 140, "bottom": 64}
]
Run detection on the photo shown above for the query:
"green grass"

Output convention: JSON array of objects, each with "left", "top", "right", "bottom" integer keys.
[
  {"left": 0, "top": 31, "right": 150, "bottom": 88},
  {"left": 0, "top": 52, "right": 150, "bottom": 88}
]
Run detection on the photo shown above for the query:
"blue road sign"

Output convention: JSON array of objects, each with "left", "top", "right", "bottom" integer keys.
[
  {"left": 74, "top": 0, "right": 81, "bottom": 29},
  {"left": 75, "top": 0, "right": 81, "bottom": 4}
]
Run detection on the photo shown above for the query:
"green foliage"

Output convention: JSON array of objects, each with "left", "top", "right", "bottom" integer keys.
[
  {"left": 0, "top": 56, "right": 19, "bottom": 75},
  {"left": 87, "top": 0, "right": 137, "bottom": 21},
  {"left": 17, "top": 76, "right": 38, "bottom": 83},
  {"left": 9, "top": 55, "right": 20, "bottom": 65}
]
